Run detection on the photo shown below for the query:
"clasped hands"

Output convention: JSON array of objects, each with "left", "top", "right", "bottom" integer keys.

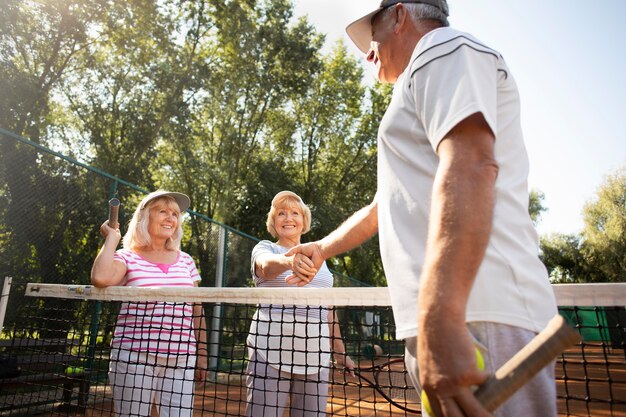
[{"left": 285, "top": 242, "right": 325, "bottom": 286}]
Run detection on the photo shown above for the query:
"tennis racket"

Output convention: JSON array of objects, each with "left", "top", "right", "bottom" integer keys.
[
  {"left": 474, "top": 314, "right": 580, "bottom": 411},
  {"left": 108, "top": 198, "right": 120, "bottom": 228},
  {"left": 352, "top": 357, "right": 421, "bottom": 414},
  {"left": 350, "top": 314, "right": 580, "bottom": 415}
]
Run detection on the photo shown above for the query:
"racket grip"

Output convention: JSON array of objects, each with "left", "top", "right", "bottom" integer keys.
[
  {"left": 108, "top": 198, "right": 120, "bottom": 228},
  {"left": 474, "top": 314, "right": 581, "bottom": 411}
]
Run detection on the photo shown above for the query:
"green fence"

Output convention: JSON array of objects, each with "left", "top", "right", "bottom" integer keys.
[{"left": 0, "top": 128, "right": 367, "bottom": 338}]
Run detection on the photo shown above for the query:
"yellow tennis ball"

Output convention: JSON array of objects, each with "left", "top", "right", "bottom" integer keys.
[
  {"left": 475, "top": 347, "right": 485, "bottom": 371},
  {"left": 421, "top": 390, "right": 432, "bottom": 416},
  {"left": 65, "top": 366, "right": 84, "bottom": 375},
  {"left": 420, "top": 347, "right": 485, "bottom": 416}
]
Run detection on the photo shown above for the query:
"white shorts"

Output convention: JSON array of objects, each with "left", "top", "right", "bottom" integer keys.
[
  {"left": 109, "top": 348, "right": 196, "bottom": 417},
  {"left": 245, "top": 348, "right": 330, "bottom": 417}
]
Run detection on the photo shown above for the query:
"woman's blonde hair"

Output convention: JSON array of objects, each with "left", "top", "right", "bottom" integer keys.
[
  {"left": 266, "top": 191, "right": 311, "bottom": 238},
  {"left": 123, "top": 195, "right": 184, "bottom": 251}
]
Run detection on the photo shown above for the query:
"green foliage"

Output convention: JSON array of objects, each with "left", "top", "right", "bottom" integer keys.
[
  {"left": 529, "top": 189, "right": 546, "bottom": 226},
  {"left": 579, "top": 166, "right": 626, "bottom": 282},
  {"left": 540, "top": 233, "right": 586, "bottom": 283},
  {"left": 1, "top": 0, "right": 391, "bottom": 289},
  {"left": 541, "top": 165, "right": 626, "bottom": 283},
  {"left": 2, "top": 0, "right": 623, "bottom": 295},
  {"left": 4, "top": 0, "right": 622, "bottom": 291}
]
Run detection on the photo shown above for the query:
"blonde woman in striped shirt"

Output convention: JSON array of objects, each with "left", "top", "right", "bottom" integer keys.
[
  {"left": 91, "top": 190, "right": 207, "bottom": 417},
  {"left": 245, "top": 191, "right": 355, "bottom": 417}
]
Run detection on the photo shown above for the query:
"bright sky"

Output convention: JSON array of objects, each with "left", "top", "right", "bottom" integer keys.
[{"left": 293, "top": 0, "right": 626, "bottom": 236}]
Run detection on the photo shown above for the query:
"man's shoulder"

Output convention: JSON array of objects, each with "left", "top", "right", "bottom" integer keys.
[
  {"left": 410, "top": 27, "right": 501, "bottom": 74},
  {"left": 418, "top": 27, "right": 491, "bottom": 51}
]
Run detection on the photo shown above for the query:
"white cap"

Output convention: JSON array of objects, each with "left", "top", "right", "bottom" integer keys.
[
  {"left": 345, "top": 0, "right": 449, "bottom": 53},
  {"left": 271, "top": 190, "right": 304, "bottom": 207},
  {"left": 139, "top": 190, "right": 191, "bottom": 212}
]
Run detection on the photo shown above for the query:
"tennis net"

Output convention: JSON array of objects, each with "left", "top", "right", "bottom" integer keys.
[{"left": 0, "top": 283, "right": 623, "bottom": 416}]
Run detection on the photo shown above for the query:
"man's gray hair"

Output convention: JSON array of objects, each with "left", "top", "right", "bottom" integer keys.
[{"left": 381, "top": 2, "right": 450, "bottom": 27}]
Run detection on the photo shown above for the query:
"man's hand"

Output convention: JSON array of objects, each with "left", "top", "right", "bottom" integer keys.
[
  {"left": 287, "top": 251, "right": 317, "bottom": 285},
  {"left": 417, "top": 320, "right": 491, "bottom": 417},
  {"left": 284, "top": 242, "right": 325, "bottom": 286}
]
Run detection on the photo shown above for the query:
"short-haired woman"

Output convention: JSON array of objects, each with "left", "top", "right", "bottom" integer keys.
[{"left": 245, "top": 191, "right": 355, "bottom": 416}]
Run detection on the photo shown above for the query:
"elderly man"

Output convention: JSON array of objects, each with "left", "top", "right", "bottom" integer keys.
[{"left": 287, "top": 1, "right": 557, "bottom": 416}]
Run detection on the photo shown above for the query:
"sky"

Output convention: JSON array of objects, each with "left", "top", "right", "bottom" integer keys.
[{"left": 292, "top": 0, "right": 626, "bottom": 236}]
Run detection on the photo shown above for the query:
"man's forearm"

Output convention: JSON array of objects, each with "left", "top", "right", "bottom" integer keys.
[
  {"left": 419, "top": 113, "right": 498, "bottom": 324},
  {"left": 319, "top": 200, "right": 378, "bottom": 259},
  {"left": 419, "top": 158, "right": 497, "bottom": 323}
]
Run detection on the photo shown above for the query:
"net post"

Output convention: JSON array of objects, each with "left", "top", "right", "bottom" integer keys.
[
  {"left": 80, "top": 301, "right": 102, "bottom": 406},
  {"left": 0, "top": 277, "right": 12, "bottom": 334},
  {"left": 208, "top": 226, "right": 227, "bottom": 381}
]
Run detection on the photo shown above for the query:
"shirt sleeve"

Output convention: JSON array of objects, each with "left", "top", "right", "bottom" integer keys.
[
  {"left": 113, "top": 249, "right": 130, "bottom": 265},
  {"left": 408, "top": 38, "right": 499, "bottom": 151},
  {"left": 182, "top": 252, "right": 201, "bottom": 283},
  {"left": 250, "top": 240, "right": 277, "bottom": 284}
]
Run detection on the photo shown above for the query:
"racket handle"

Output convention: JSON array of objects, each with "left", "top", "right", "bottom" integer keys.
[
  {"left": 108, "top": 198, "right": 120, "bottom": 228},
  {"left": 474, "top": 314, "right": 581, "bottom": 411}
]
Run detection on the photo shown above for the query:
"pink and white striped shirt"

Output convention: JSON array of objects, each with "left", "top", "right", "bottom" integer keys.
[{"left": 111, "top": 249, "right": 201, "bottom": 356}]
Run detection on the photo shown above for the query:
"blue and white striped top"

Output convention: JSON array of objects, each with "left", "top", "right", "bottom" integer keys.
[{"left": 251, "top": 240, "right": 334, "bottom": 321}]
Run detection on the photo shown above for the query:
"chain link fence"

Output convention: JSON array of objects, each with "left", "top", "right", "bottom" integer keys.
[{"left": 0, "top": 128, "right": 367, "bottom": 338}]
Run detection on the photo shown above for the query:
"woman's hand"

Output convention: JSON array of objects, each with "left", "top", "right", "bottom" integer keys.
[
  {"left": 334, "top": 352, "right": 356, "bottom": 377},
  {"left": 91, "top": 220, "right": 126, "bottom": 287},
  {"left": 195, "top": 350, "right": 208, "bottom": 384},
  {"left": 286, "top": 252, "right": 317, "bottom": 286},
  {"left": 285, "top": 242, "right": 324, "bottom": 286},
  {"left": 99, "top": 220, "right": 121, "bottom": 242}
]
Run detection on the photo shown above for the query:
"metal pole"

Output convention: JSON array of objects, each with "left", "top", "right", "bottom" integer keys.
[
  {"left": 208, "top": 226, "right": 226, "bottom": 381},
  {"left": 0, "top": 277, "right": 12, "bottom": 335}
]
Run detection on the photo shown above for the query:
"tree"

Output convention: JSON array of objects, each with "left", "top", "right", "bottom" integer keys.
[
  {"left": 540, "top": 233, "right": 586, "bottom": 283},
  {"left": 155, "top": 0, "right": 324, "bottom": 219},
  {"left": 59, "top": 0, "right": 213, "bottom": 186},
  {"left": 0, "top": 0, "right": 105, "bottom": 138},
  {"left": 529, "top": 189, "right": 546, "bottom": 226},
  {"left": 579, "top": 166, "right": 626, "bottom": 282},
  {"left": 225, "top": 43, "right": 391, "bottom": 285},
  {"left": 0, "top": 0, "right": 395, "bottom": 290},
  {"left": 541, "top": 165, "right": 626, "bottom": 283},
  {"left": 0, "top": 1, "right": 108, "bottom": 324}
]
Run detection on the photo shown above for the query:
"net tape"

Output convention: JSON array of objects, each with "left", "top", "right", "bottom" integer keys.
[{"left": 24, "top": 282, "right": 626, "bottom": 306}]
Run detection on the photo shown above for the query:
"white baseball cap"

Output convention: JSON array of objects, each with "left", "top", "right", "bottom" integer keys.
[
  {"left": 271, "top": 190, "right": 304, "bottom": 207},
  {"left": 139, "top": 190, "right": 191, "bottom": 212},
  {"left": 345, "top": 0, "right": 449, "bottom": 53}
]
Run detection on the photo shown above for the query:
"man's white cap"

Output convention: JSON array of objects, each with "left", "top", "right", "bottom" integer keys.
[{"left": 345, "top": 0, "right": 449, "bottom": 53}]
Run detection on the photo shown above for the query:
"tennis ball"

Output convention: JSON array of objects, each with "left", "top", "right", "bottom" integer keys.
[
  {"left": 420, "top": 347, "right": 485, "bottom": 416},
  {"left": 65, "top": 366, "right": 84, "bottom": 375}
]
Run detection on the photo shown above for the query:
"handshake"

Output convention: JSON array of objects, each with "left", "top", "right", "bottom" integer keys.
[{"left": 284, "top": 241, "right": 326, "bottom": 286}]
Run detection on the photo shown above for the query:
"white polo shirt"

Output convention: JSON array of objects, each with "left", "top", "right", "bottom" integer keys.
[{"left": 377, "top": 27, "right": 557, "bottom": 340}]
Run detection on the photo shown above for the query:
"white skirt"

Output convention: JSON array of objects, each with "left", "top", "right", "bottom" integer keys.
[{"left": 247, "top": 309, "right": 331, "bottom": 375}]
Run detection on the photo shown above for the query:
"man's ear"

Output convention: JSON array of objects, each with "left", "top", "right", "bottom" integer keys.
[{"left": 393, "top": 3, "right": 408, "bottom": 33}]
